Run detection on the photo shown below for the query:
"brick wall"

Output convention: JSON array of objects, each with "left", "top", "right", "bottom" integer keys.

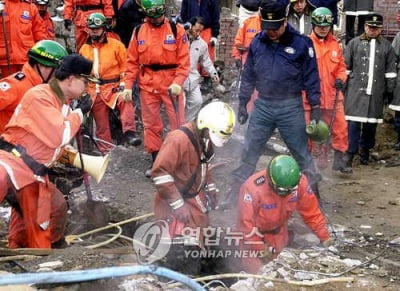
[{"left": 374, "top": 0, "right": 398, "bottom": 39}]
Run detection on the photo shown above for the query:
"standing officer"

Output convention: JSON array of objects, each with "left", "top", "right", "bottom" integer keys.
[
  {"left": 80, "top": 12, "right": 141, "bottom": 153},
  {"left": 344, "top": 13, "right": 397, "bottom": 169},
  {"left": 125, "top": 0, "right": 190, "bottom": 177},
  {"left": 287, "top": 0, "right": 314, "bottom": 35},
  {"left": 306, "top": 7, "right": 350, "bottom": 173},
  {"left": 63, "top": 0, "right": 114, "bottom": 51},
  {"left": 34, "top": 0, "right": 55, "bottom": 40},
  {"left": 219, "top": 0, "right": 321, "bottom": 209}
]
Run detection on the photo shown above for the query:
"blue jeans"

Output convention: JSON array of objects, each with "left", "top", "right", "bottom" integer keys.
[
  {"left": 347, "top": 121, "right": 377, "bottom": 154},
  {"left": 232, "top": 97, "right": 317, "bottom": 182}
]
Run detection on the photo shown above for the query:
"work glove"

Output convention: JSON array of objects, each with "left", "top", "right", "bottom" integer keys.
[
  {"left": 118, "top": 88, "right": 132, "bottom": 102},
  {"left": 76, "top": 94, "right": 93, "bottom": 115},
  {"left": 64, "top": 19, "right": 72, "bottom": 30},
  {"left": 262, "top": 243, "right": 276, "bottom": 260},
  {"left": 168, "top": 83, "right": 182, "bottom": 96},
  {"left": 173, "top": 202, "right": 191, "bottom": 224},
  {"left": 210, "top": 37, "right": 218, "bottom": 47},
  {"left": 106, "top": 18, "right": 115, "bottom": 30},
  {"left": 334, "top": 79, "right": 345, "bottom": 90},
  {"left": 322, "top": 237, "right": 335, "bottom": 248},
  {"left": 235, "top": 59, "right": 242, "bottom": 70},
  {"left": 310, "top": 106, "right": 321, "bottom": 123},
  {"left": 238, "top": 103, "right": 248, "bottom": 125},
  {"left": 0, "top": 2, "right": 5, "bottom": 13}
]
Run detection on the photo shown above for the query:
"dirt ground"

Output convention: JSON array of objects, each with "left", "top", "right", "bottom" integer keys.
[{"left": 0, "top": 71, "right": 399, "bottom": 290}]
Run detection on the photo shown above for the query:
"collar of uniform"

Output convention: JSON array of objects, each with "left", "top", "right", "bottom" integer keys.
[
  {"left": 359, "top": 32, "right": 382, "bottom": 43},
  {"left": 49, "top": 78, "right": 66, "bottom": 105}
]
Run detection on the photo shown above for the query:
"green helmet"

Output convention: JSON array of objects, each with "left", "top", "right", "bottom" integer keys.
[
  {"left": 28, "top": 40, "right": 68, "bottom": 68},
  {"left": 141, "top": 0, "right": 166, "bottom": 19},
  {"left": 311, "top": 7, "right": 333, "bottom": 27},
  {"left": 87, "top": 12, "right": 107, "bottom": 29},
  {"left": 268, "top": 155, "right": 301, "bottom": 196}
]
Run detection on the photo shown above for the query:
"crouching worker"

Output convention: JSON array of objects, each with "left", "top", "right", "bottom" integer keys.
[
  {"left": 0, "top": 54, "right": 98, "bottom": 248},
  {"left": 236, "top": 155, "right": 333, "bottom": 273},
  {"left": 152, "top": 100, "right": 235, "bottom": 274}
]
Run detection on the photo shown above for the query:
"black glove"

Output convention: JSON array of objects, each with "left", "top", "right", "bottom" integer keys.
[
  {"left": 106, "top": 18, "right": 114, "bottom": 31},
  {"left": 334, "top": 79, "right": 345, "bottom": 90},
  {"left": 76, "top": 94, "right": 93, "bottom": 115},
  {"left": 64, "top": 19, "right": 72, "bottom": 30},
  {"left": 235, "top": 59, "right": 242, "bottom": 70},
  {"left": 310, "top": 106, "right": 321, "bottom": 123},
  {"left": 238, "top": 104, "right": 248, "bottom": 125}
]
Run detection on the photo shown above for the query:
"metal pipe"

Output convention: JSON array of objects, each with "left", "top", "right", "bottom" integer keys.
[{"left": 0, "top": 265, "right": 205, "bottom": 290}]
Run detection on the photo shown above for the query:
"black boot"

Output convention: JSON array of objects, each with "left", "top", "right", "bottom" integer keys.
[
  {"left": 332, "top": 150, "right": 344, "bottom": 171},
  {"left": 359, "top": 147, "right": 369, "bottom": 165},
  {"left": 123, "top": 130, "right": 142, "bottom": 147},
  {"left": 394, "top": 133, "right": 400, "bottom": 150},
  {"left": 145, "top": 151, "right": 158, "bottom": 178},
  {"left": 216, "top": 178, "right": 242, "bottom": 210},
  {"left": 341, "top": 152, "right": 354, "bottom": 174}
]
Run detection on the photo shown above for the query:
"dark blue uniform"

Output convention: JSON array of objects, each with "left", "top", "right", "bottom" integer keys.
[{"left": 233, "top": 24, "right": 321, "bottom": 186}]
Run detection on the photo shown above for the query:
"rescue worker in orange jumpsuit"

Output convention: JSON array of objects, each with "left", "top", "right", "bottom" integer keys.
[
  {"left": 125, "top": 0, "right": 190, "bottom": 177},
  {"left": 63, "top": 0, "right": 114, "bottom": 51},
  {"left": 152, "top": 101, "right": 235, "bottom": 273},
  {"left": 34, "top": 0, "right": 55, "bottom": 40},
  {"left": 0, "top": 54, "right": 97, "bottom": 248},
  {"left": 0, "top": 0, "right": 47, "bottom": 77},
  {"left": 80, "top": 12, "right": 141, "bottom": 153},
  {"left": 0, "top": 40, "right": 68, "bottom": 134},
  {"left": 232, "top": 13, "right": 261, "bottom": 113},
  {"left": 236, "top": 155, "right": 333, "bottom": 274},
  {"left": 304, "top": 7, "right": 351, "bottom": 173}
]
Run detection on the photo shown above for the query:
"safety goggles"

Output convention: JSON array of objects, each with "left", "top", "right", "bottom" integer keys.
[
  {"left": 143, "top": 5, "right": 166, "bottom": 18},
  {"left": 312, "top": 14, "right": 333, "bottom": 25},
  {"left": 272, "top": 183, "right": 298, "bottom": 196},
  {"left": 87, "top": 17, "right": 105, "bottom": 27}
]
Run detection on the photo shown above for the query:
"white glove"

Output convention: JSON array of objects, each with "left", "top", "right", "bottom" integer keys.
[
  {"left": 0, "top": 2, "right": 5, "bottom": 13},
  {"left": 168, "top": 83, "right": 182, "bottom": 96},
  {"left": 210, "top": 37, "right": 218, "bottom": 47},
  {"left": 118, "top": 88, "right": 132, "bottom": 102}
]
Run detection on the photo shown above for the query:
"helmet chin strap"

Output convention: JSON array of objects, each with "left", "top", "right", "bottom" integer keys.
[
  {"left": 91, "top": 30, "right": 106, "bottom": 42},
  {"left": 37, "top": 64, "right": 55, "bottom": 84}
]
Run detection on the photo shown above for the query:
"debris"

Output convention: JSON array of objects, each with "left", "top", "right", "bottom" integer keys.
[
  {"left": 357, "top": 201, "right": 366, "bottom": 205},
  {"left": 360, "top": 225, "right": 371, "bottom": 229},
  {"left": 38, "top": 260, "right": 64, "bottom": 270},
  {"left": 342, "top": 258, "right": 362, "bottom": 267}
]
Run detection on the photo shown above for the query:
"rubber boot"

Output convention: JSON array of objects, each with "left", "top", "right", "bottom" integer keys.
[
  {"left": 359, "top": 147, "right": 369, "bottom": 165},
  {"left": 145, "top": 151, "right": 158, "bottom": 178},
  {"left": 216, "top": 178, "right": 242, "bottom": 210},
  {"left": 341, "top": 152, "right": 354, "bottom": 174}
]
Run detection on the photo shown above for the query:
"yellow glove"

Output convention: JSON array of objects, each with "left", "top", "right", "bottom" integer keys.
[
  {"left": 118, "top": 88, "right": 132, "bottom": 102},
  {"left": 322, "top": 237, "right": 334, "bottom": 248},
  {"left": 168, "top": 83, "right": 182, "bottom": 96}
]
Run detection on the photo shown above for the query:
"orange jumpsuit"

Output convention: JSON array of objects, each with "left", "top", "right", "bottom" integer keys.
[
  {"left": 0, "top": 63, "right": 43, "bottom": 134},
  {"left": 237, "top": 170, "right": 330, "bottom": 273},
  {"left": 232, "top": 14, "right": 261, "bottom": 113},
  {"left": 40, "top": 12, "right": 55, "bottom": 40},
  {"left": 0, "top": 80, "right": 83, "bottom": 248},
  {"left": 152, "top": 123, "right": 214, "bottom": 236},
  {"left": 80, "top": 36, "right": 136, "bottom": 153},
  {"left": 126, "top": 17, "right": 190, "bottom": 154},
  {"left": 0, "top": 0, "right": 47, "bottom": 77},
  {"left": 64, "top": 0, "right": 114, "bottom": 51},
  {"left": 303, "top": 31, "right": 348, "bottom": 159}
]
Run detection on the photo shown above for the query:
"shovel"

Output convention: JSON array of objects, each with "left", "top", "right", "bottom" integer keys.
[{"left": 75, "top": 130, "right": 110, "bottom": 229}]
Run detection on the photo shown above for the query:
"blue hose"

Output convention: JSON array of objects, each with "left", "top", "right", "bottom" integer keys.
[{"left": 0, "top": 265, "right": 205, "bottom": 291}]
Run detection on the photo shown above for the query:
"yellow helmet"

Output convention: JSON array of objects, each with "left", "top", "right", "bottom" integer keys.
[{"left": 197, "top": 100, "right": 235, "bottom": 147}]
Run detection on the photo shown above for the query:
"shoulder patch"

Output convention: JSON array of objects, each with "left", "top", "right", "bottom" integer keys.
[
  {"left": 0, "top": 82, "right": 11, "bottom": 91},
  {"left": 308, "top": 47, "right": 315, "bottom": 58},
  {"left": 254, "top": 175, "right": 266, "bottom": 186},
  {"left": 14, "top": 73, "right": 26, "bottom": 81}
]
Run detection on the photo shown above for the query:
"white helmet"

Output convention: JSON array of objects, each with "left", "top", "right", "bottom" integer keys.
[{"left": 197, "top": 101, "right": 236, "bottom": 147}]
